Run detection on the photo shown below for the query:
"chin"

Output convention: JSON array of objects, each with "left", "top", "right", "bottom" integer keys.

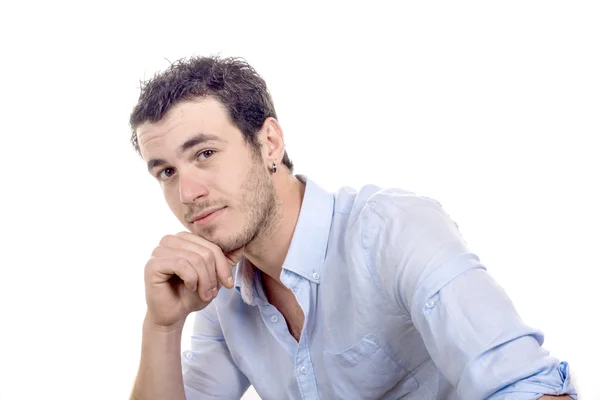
[
  {"left": 215, "top": 231, "right": 251, "bottom": 254},
  {"left": 191, "top": 226, "right": 235, "bottom": 250},
  {"left": 191, "top": 226, "right": 220, "bottom": 241}
]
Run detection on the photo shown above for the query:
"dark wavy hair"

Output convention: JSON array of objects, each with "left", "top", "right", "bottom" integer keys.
[{"left": 129, "top": 55, "right": 293, "bottom": 172}]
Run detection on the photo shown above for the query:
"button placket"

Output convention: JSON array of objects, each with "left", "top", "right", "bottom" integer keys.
[{"left": 292, "top": 281, "right": 320, "bottom": 399}]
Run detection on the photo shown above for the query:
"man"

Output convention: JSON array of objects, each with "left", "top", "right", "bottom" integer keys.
[{"left": 128, "top": 55, "right": 577, "bottom": 399}]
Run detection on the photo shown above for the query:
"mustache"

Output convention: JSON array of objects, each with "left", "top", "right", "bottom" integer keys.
[{"left": 185, "top": 201, "right": 227, "bottom": 220}]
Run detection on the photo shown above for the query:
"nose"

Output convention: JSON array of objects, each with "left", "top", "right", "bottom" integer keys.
[{"left": 178, "top": 170, "right": 209, "bottom": 204}]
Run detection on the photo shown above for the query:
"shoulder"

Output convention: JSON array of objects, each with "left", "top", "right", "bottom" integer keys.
[
  {"left": 348, "top": 187, "right": 464, "bottom": 261},
  {"left": 334, "top": 183, "right": 448, "bottom": 231},
  {"left": 329, "top": 183, "right": 465, "bottom": 265},
  {"left": 370, "top": 189, "right": 442, "bottom": 212},
  {"left": 365, "top": 189, "right": 453, "bottom": 232}
]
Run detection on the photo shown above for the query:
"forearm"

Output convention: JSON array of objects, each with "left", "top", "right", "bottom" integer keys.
[{"left": 130, "top": 315, "right": 187, "bottom": 400}]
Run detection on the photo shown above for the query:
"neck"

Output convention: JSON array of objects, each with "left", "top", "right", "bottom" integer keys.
[{"left": 242, "top": 173, "right": 306, "bottom": 284}]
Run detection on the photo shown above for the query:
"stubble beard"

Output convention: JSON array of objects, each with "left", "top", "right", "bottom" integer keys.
[{"left": 211, "top": 159, "right": 279, "bottom": 254}]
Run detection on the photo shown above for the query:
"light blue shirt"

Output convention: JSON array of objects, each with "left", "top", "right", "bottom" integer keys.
[{"left": 182, "top": 176, "right": 577, "bottom": 399}]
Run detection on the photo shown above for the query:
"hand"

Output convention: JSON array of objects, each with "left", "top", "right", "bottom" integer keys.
[{"left": 143, "top": 231, "right": 244, "bottom": 329}]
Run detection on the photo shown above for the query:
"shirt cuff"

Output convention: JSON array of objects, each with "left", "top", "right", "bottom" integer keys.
[{"left": 489, "top": 361, "right": 577, "bottom": 399}]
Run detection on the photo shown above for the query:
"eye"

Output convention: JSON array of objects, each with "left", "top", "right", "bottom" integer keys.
[
  {"left": 196, "top": 149, "right": 216, "bottom": 161},
  {"left": 157, "top": 167, "right": 175, "bottom": 181}
]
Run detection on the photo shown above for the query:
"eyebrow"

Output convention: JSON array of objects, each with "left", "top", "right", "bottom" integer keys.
[{"left": 146, "top": 133, "right": 225, "bottom": 173}]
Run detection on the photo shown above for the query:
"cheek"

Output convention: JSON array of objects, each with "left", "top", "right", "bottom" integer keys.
[
  {"left": 216, "top": 178, "right": 241, "bottom": 203},
  {"left": 163, "top": 187, "right": 182, "bottom": 213}
]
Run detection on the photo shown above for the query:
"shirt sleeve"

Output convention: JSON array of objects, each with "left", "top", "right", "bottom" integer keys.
[
  {"left": 182, "top": 301, "right": 250, "bottom": 400},
  {"left": 361, "top": 191, "right": 577, "bottom": 399}
]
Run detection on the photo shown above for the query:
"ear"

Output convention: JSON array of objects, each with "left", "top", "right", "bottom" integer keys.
[{"left": 258, "top": 117, "right": 286, "bottom": 165}]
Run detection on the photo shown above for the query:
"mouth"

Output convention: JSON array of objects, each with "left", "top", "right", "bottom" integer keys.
[{"left": 191, "top": 207, "right": 226, "bottom": 226}]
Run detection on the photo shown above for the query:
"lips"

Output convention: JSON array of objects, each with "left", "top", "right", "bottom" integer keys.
[{"left": 190, "top": 207, "right": 225, "bottom": 223}]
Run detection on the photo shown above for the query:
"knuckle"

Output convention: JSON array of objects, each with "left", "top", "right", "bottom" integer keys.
[
  {"left": 202, "top": 241, "right": 220, "bottom": 254},
  {"left": 144, "top": 257, "right": 160, "bottom": 276},
  {"left": 159, "top": 234, "right": 176, "bottom": 247},
  {"left": 197, "top": 246, "right": 215, "bottom": 263},
  {"left": 189, "top": 253, "right": 204, "bottom": 266},
  {"left": 176, "top": 258, "right": 190, "bottom": 269},
  {"left": 151, "top": 246, "right": 162, "bottom": 257},
  {"left": 145, "top": 256, "right": 158, "bottom": 269},
  {"left": 144, "top": 260, "right": 153, "bottom": 275}
]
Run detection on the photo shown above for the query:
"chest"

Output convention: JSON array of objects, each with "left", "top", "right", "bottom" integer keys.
[
  {"left": 263, "top": 278, "right": 305, "bottom": 341},
  {"left": 221, "top": 270, "right": 430, "bottom": 400}
]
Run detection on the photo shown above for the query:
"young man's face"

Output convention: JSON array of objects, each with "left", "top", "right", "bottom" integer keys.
[{"left": 136, "top": 97, "right": 277, "bottom": 253}]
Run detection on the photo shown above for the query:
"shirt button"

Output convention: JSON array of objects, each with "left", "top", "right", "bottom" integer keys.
[
  {"left": 425, "top": 299, "right": 436, "bottom": 309},
  {"left": 270, "top": 315, "right": 279, "bottom": 323},
  {"left": 299, "top": 366, "right": 308, "bottom": 375},
  {"left": 312, "top": 272, "right": 320, "bottom": 280}
]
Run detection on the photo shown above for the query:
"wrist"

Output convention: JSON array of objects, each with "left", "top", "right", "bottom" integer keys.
[{"left": 143, "top": 313, "right": 186, "bottom": 335}]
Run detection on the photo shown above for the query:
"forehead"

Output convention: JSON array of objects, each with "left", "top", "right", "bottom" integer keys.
[{"left": 137, "top": 97, "right": 234, "bottom": 159}]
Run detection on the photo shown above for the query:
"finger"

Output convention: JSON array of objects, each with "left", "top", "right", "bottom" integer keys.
[
  {"left": 224, "top": 246, "right": 245, "bottom": 267},
  {"left": 191, "top": 256, "right": 214, "bottom": 302},
  {"left": 175, "top": 232, "right": 238, "bottom": 289},
  {"left": 152, "top": 246, "right": 219, "bottom": 297},
  {"left": 194, "top": 246, "right": 218, "bottom": 298},
  {"left": 146, "top": 257, "right": 199, "bottom": 292}
]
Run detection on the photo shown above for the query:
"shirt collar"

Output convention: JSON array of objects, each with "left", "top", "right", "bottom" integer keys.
[{"left": 234, "top": 175, "right": 334, "bottom": 304}]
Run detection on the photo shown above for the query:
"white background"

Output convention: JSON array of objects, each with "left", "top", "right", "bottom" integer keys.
[{"left": 0, "top": 1, "right": 598, "bottom": 399}]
